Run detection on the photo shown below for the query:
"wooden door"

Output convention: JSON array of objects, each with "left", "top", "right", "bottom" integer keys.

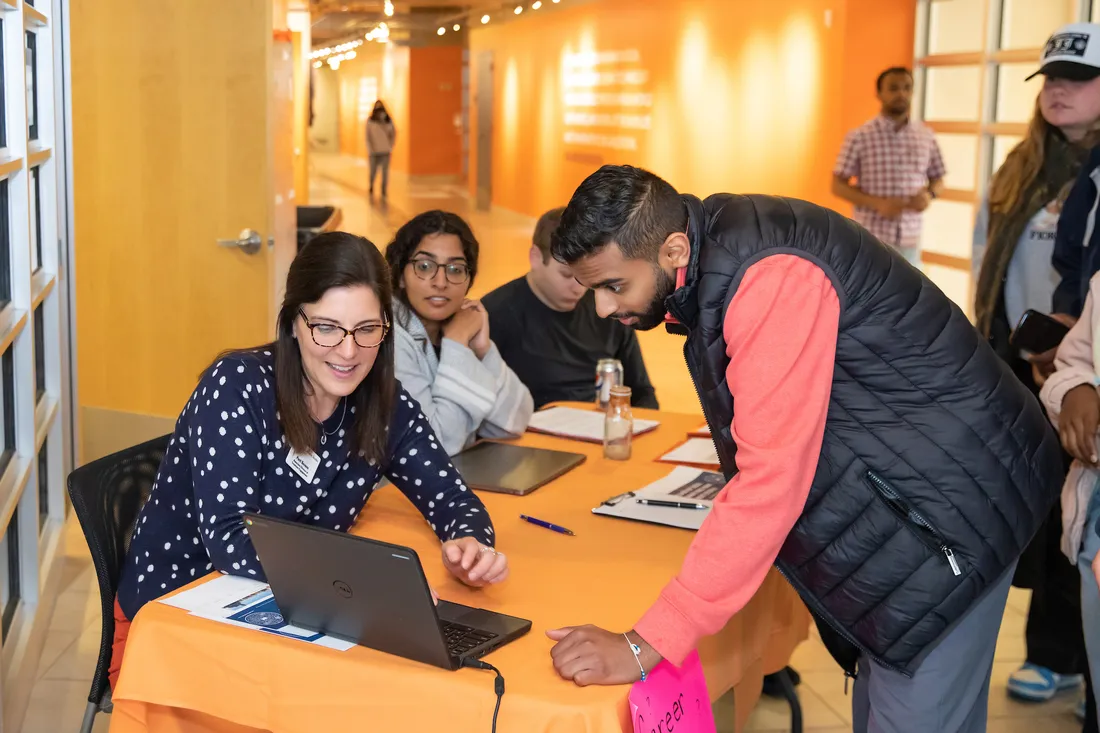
[{"left": 70, "top": 0, "right": 294, "bottom": 456}]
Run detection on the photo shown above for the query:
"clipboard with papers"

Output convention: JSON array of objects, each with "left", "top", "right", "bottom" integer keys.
[{"left": 592, "top": 466, "right": 726, "bottom": 530}]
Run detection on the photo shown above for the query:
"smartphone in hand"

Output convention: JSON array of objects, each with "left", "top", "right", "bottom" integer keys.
[{"left": 1010, "top": 310, "right": 1071, "bottom": 354}]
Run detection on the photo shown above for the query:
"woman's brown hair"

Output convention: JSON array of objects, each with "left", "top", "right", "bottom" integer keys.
[
  {"left": 989, "top": 97, "right": 1100, "bottom": 214},
  {"left": 217, "top": 232, "right": 396, "bottom": 464}
]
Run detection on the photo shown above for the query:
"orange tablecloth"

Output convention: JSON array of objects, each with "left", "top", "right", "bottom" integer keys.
[{"left": 110, "top": 407, "right": 810, "bottom": 733}]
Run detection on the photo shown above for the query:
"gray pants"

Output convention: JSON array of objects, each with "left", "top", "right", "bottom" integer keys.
[
  {"left": 852, "top": 561, "right": 1017, "bottom": 733},
  {"left": 369, "top": 153, "right": 390, "bottom": 195},
  {"left": 1078, "top": 490, "right": 1100, "bottom": 724}
]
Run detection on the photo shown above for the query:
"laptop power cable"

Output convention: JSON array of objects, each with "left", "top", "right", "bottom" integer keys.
[{"left": 461, "top": 657, "right": 505, "bottom": 732}]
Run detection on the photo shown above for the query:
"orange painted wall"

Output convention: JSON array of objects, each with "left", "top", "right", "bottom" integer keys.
[
  {"left": 337, "top": 43, "right": 411, "bottom": 173},
  {"left": 840, "top": 0, "right": 917, "bottom": 138},
  {"left": 468, "top": 0, "right": 916, "bottom": 217},
  {"left": 408, "top": 46, "right": 464, "bottom": 177}
]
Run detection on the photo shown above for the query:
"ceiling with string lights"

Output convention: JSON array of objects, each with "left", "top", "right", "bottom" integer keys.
[{"left": 309, "top": 0, "right": 565, "bottom": 46}]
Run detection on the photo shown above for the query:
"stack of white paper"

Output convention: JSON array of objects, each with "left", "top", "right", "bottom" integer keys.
[
  {"left": 659, "top": 438, "right": 720, "bottom": 467},
  {"left": 159, "top": 574, "right": 355, "bottom": 651},
  {"left": 528, "top": 406, "right": 660, "bottom": 443}
]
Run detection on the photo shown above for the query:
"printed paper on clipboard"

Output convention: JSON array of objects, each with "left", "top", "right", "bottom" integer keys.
[
  {"left": 180, "top": 575, "right": 355, "bottom": 651},
  {"left": 592, "top": 467, "right": 726, "bottom": 530}
]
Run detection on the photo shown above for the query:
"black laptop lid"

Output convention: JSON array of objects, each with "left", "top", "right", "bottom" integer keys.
[
  {"left": 244, "top": 513, "right": 456, "bottom": 669},
  {"left": 450, "top": 441, "right": 586, "bottom": 495}
]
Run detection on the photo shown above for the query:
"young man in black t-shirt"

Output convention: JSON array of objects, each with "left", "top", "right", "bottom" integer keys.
[{"left": 482, "top": 208, "right": 658, "bottom": 410}]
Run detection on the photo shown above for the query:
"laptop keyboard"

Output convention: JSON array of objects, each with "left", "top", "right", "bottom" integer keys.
[{"left": 441, "top": 620, "right": 498, "bottom": 657}]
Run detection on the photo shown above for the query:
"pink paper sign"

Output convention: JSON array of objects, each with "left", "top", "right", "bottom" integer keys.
[{"left": 628, "top": 650, "right": 716, "bottom": 733}]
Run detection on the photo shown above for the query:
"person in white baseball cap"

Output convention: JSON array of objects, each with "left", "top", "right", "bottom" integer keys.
[{"left": 1028, "top": 22, "right": 1100, "bottom": 82}]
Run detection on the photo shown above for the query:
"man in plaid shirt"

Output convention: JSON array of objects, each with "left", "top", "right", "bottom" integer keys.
[{"left": 833, "top": 67, "right": 946, "bottom": 267}]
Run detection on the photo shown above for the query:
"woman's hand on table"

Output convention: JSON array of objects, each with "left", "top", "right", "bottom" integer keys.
[
  {"left": 442, "top": 537, "right": 509, "bottom": 587},
  {"left": 546, "top": 625, "right": 662, "bottom": 686}
]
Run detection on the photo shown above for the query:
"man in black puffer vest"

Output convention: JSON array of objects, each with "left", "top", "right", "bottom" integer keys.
[{"left": 544, "top": 165, "right": 1062, "bottom": 732}]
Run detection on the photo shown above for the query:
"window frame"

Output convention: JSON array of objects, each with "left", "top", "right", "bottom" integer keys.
[{"left": 914, "top": 0, "right": 1099, "bottom": 312}]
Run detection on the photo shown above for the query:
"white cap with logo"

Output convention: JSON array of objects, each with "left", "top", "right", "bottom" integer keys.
[{"left": 1027, "top": 22, "right": 1100, "bottom": 81}]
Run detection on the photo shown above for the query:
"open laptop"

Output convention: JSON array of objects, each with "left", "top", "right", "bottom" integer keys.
[
  {"left": 243, "top": 513, "right": 531, "bottom": 670},
  {"left": 450, "top": 441, "right": 587, "bottom": 496}
]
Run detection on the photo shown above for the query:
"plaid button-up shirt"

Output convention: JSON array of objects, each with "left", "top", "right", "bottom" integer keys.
[{"left": 834, "top": 115, "right": 946, "bottom": 250}]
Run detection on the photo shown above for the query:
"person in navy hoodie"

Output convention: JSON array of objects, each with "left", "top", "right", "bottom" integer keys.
[
  {"left": 108, "top": 232, "right": 509, "bottom": 689},
  {"left": 1055, "top": 144, "right": 1100, "bottom": 318}
]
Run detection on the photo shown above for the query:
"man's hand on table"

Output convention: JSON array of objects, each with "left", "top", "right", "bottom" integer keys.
[
  {"left": 442, "top": 537, "right": 509, "bottom": 587},
  {"left": 546, "top": 625, "right": 663, "bottom": 686}
]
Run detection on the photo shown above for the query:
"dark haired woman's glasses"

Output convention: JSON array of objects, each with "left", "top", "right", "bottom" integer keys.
[
  {"left": 409, "top": 258, "right": 470, "bottom": 285},
  {"left": 299, "top": 310, "right": 388, "bottom": 348}
]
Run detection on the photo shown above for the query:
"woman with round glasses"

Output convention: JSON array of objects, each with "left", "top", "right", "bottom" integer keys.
[
  {"left": 108, "top": 232, "right": 509, "bottom": 689},
  {"left": 385, "top": 210, "right": 533, "bottom": 455}
]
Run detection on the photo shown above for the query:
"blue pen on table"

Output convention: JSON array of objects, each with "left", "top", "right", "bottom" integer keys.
[
  {"left": 636, "top": 499, "right": 708, "bottom": 510},
  {"left": 519, "top": 514, "right": 575, "bottom": 536}
]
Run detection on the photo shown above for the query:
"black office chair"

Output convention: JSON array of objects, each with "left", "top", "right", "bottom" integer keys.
[{"left": 67, "top": 434, "right": 170, "bottom": 733}]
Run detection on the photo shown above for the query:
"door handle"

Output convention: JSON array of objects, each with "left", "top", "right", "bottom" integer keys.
[{"left": 217, "top": 229, "right": 263, "bottom": 255}]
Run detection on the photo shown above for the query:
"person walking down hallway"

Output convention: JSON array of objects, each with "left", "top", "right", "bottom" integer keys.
[
  {"left": 833, "top": 67, "right": 946, "bottom": 268},
  {"left": 367, "top": 100, "right": 395, "bottom": 199}
]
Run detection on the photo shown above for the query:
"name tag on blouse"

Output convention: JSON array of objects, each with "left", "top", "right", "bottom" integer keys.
[{"left": 286, "top": 448, "right": 321, "bottom": 484}]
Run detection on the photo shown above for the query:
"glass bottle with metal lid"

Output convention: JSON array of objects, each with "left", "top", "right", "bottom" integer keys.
[{"left": 603, "top": 385, "right": 633, "bottom": 461}]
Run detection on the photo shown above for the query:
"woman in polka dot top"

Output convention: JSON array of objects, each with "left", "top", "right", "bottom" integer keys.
[{"left": 110, "top": 233, "right": 508, "bottom": 688}]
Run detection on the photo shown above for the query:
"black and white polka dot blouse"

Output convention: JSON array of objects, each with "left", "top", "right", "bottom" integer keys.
[{"left": 116, "top": 349, "right": 495, "bottom": 619}]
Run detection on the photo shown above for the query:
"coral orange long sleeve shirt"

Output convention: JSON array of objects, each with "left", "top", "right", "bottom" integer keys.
[{"left": 635, "top": 254, "right": 840, "bottom": 665}]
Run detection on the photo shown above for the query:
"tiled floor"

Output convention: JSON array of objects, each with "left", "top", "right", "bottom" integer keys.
[{"left": 17, "top": 155, "right": 1091, "bottom": 732}]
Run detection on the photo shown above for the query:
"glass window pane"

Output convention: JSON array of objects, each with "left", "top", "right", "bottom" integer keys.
[
  {"left": 37, "top": 441, "right": 47, "bottom": 532},
  {"left": 25, "top": 32, "right": 37, "bottom": 141},
  {"left": 924, "top": 66, "right": 983, "bottom": 122},
  {"left": 935, "top": 133, "right": 979, "bottom": 191},
  {"left": 996, "top": 63, "right": 1043, "bottom": 123},
  {"left": 920, "top": 200, "right": 976, "bottom": 259},
  {"left": 30, "top": 167, "right": 41, "bottom": 273},
  {"left": 0, "top": 511, "right": 19, "bottom": 640},
  {"left": 33, "top": 305, "right": 44, "bottom": 402},
  {"left": 0, "top": 18, "right": 6, "bottom": 151},
  {"left": 926, "top": 263, "right": 973, "bottom": 313},
  {"left": 1001, "top": 0, "right": 1076, "bottom": 50},
  {"left": 0, "top": 180, "right": 9, "bottom": 309},
  {"left": 0, "top": 348, "right": 15, "bottom": 478},
  {"left": 992, "top": 134, "right": 1024, "bottom": 177},
  {"left": 929, "top": 0, "right": 985, "bottom": 54}
]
